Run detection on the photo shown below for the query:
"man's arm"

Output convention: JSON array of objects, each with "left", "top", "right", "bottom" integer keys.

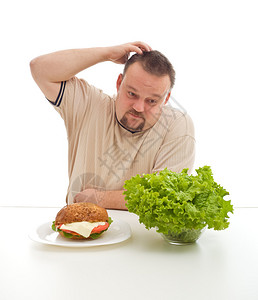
[
  {"left": 73, "top": 189, "right": 127, "bottom": 210},
  {"left": 30, "top": 41, "right": 152, "bottom": 102}
]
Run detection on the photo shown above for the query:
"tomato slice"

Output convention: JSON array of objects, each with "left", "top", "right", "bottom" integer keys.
[
  {"left": 60, "top": 229, "right": 81, "bottom": 236},
  {"left": 91, "top": 222, "right": 109, "bottom": 233}
]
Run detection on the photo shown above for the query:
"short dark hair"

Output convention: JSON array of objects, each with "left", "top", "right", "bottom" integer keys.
[{"left": 123, "top": 50, "right": 176, "bottom": 89}]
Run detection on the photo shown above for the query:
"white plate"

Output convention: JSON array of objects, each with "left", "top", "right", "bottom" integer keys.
[{"left": 29, "top": 220, "right": 131, "bottom": 247}]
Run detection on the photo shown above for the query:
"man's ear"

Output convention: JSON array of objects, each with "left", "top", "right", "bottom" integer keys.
[
  {"left": 164, "top": 91, "right": 171, "bottom": 105},
  {"left": 116, "top": 73, "right": 123, "bottom": 92}
]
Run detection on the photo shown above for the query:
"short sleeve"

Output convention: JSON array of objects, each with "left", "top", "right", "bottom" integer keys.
[{"left": 49, "top": 77, "right": 101, "bottom": 138}]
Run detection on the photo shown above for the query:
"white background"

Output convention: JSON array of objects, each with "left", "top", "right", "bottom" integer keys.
[{"left": 0, "top": 0, "right": 257, "bottom": 208}]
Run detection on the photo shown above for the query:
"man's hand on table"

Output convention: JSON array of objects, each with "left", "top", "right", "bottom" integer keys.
[
  {"left": 74, "top": 189, "right": 105, "bottom": 205},
  {"left": 73, "top": 189, "right": 127, "bottom": 210}
]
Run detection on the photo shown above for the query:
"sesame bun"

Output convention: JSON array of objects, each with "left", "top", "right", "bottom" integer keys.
[{"left": 55, "top": 202, "right": 109, "bottom": 226}]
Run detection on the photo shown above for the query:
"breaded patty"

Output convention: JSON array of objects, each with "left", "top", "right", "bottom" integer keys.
[{"left": 55, "top": 202, "right": 108, "bottom": 225}]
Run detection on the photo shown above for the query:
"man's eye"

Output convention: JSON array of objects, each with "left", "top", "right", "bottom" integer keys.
[
  {"left": 128, "top": 92, "right": 136, "bottom": 97},
  {"left": 147, "top": 99, "right": 157, "bottom": 105}
]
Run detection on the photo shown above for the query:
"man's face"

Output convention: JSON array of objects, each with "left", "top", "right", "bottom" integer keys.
[{"left": 115, "top": 62, "right": 171, "bottom": 132}]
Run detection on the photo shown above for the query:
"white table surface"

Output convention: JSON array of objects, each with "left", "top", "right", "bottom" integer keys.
[{"left": 0, "top": 206, "right": 257, "bottom": 300}]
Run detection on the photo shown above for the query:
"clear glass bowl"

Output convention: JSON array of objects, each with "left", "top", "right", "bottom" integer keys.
[{"left": 160, "top": 227, "right": 206, "bottom": 245}]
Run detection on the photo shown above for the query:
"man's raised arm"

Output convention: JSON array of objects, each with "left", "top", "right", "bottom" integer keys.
[{"left": 29, "top": 42, "right": 151, "bottom": 102}]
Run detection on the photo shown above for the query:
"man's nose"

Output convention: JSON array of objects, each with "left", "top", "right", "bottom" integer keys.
[{"left": 133, "top": 99, "right": 145, "bottom": 112}]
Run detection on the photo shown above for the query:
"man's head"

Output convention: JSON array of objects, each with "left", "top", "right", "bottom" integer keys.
[
  {"left": 115, "top": 51, "right": 175, "bottom": 132},
  {"left": 123, "top": 50, "right": 175, "bottom": 89}
]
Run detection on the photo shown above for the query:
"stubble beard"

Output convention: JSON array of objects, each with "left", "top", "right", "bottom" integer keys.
[{"left": 120, "top": 110, "right": 146, "bottom": 132}]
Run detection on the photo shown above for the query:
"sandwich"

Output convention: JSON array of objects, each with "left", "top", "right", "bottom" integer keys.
[{"left": 52, "top": 202, "right": 112, "bottom": 239}]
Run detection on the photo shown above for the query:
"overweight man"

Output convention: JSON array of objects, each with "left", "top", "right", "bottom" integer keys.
[{"left": 30, "top": 41, "right": 195, "bottom": 210}]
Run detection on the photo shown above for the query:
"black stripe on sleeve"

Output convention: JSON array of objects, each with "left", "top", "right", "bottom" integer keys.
[
  {"left": 46, "top": 81, "right": 66, "bottom": 107},
  {"left": 56, "top": 81, "right": 66, "bottom": 107}
]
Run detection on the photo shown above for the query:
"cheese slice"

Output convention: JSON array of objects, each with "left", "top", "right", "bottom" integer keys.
[{"left": 60, "top": 221, "right": 106, "bottom": 238}]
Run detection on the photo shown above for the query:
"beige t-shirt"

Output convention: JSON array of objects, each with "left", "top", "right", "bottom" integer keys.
[{"left": 52, "top": 77, "right": 195, "bottom": 204}]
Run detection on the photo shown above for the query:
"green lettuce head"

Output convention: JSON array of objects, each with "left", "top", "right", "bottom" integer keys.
[{"left": 123, "top": 166, "right": 233, "bottom": 235}]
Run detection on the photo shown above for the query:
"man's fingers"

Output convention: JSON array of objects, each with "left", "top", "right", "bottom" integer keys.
[
  {"left": 108, "top": 41, "right": 152, "bottom": 64},
  {"left": 131, "top": 41, "right": 152, "bottom": 53},
  {"left": 125, "top": 42, "right": 152, "bottom": 56}
]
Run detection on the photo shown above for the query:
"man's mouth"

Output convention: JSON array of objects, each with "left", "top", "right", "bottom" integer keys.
[{"left": 128, "top": 111, "right": 144, "bottom": 120}]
